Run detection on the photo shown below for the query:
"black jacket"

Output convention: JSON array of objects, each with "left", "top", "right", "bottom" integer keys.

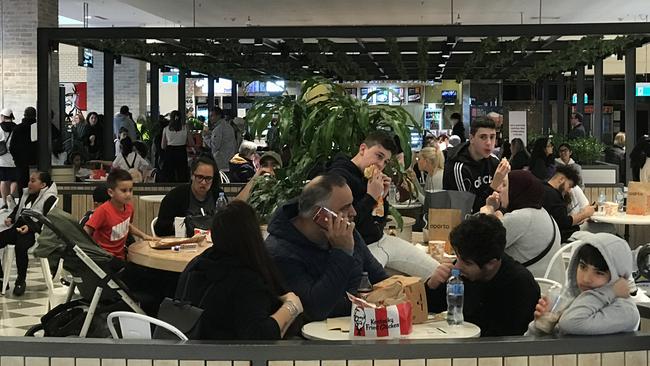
[
  {"left": 542, "top": 182, "right": 577, "bottom": 243},
  {"left": 451, "top": 121, "right": 466, "bottom": 143},
  {"left": 228, "top": 154, "right": 256, "bottom": 183},
  {"left": 442, "top": 141, "right": 499, "bottom": 213},
  {"left": 426, "top": 255, "right": 540, "bottom": 337},
  {"left": 509, "top": 151, "right": 529, "bottom": 170},
  {"left": 265, "top": 200, "right": 388, "bottom": 321},
  {"left": 176, "top": 252, "right": 284, "bottom": 340},
  {"left": 10, "top": 117, "right": 38, "bottom": 166},
  {"left": 154, "top": 182, "right": 223, "bottom": 237},
  {"left": 604, "top": 145, "right": 625, "bottom": 183},
  {"left": 529, "top": 156, "right": 555, "bottom": 181},
  {"left": 328, "top": 153, "right": 389, "bottom": 244},
  {"left": 568, "top": 124, "right": 586, "bottom": 140}
]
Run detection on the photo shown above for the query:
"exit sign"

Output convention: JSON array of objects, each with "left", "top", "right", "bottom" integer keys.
[{"left": 636, "top": 83, "right": 650, "bottom": 96}]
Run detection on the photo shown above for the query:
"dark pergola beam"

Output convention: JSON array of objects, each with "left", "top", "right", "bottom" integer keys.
[
  {"left": 40, "top": 23, "right": 650, "bottom": 41},
  {"left": 103, "top": 52, "right": 115, "bottom": 159},
  {"left": 625, "top": 47, "right": 636, "bottom": 183}
]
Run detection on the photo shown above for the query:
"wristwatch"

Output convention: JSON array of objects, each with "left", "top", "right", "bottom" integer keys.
[{"left": 284, "top": 300, "right": 299, "bottom": 317}]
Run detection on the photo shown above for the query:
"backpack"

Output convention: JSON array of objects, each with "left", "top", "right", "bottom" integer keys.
[{"left": 0, "top": 130, "right": 12, "bottom": 156}]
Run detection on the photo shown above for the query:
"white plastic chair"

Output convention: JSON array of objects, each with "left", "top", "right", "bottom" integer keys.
[
  {"left": 535, "top": 277, "right": 562, "bottom": 295},
  {"left": 107, "top": 311, "right": 188, "bottom": 340},
  {"left": 150, "top": 217, "right": 158, "bottom": 237},
  {"left": 543, "top": 240, "right": 583, "bottom": 280},
  {"left": 219, "top": 170, "right": 230, "bottom": 184}
]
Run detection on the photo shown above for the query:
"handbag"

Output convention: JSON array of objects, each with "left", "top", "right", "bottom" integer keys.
[
  {"left": 0, "top": 130, "right": 12, "bottom": 156},
  {"left": 155, "top": 280, "right": 214, "bottom": 340},
  {"left": 184, "top": 214, "right": 213, "bottom": 237}
]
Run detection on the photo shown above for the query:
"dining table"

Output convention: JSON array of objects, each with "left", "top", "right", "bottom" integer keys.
[{"left": 127, "top": 238, "right": 211, "bottom": 272}]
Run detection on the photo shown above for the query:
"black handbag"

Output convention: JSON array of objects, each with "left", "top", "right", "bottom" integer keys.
[
  {"left": 155, "top": 279, "right": 214, "bottom": 340},
  {"left": 184, "top": 214, "right": 213, "bottom": 237}
]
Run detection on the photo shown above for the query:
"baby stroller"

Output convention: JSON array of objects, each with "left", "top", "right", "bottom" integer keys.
[{"left": 22, "top": 208, "right": 144, "bottom": 337}]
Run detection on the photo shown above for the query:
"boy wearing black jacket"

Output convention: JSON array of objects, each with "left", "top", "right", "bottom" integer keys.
[{"left": 443, "top": 118, "right": 510, "bottom": 213}]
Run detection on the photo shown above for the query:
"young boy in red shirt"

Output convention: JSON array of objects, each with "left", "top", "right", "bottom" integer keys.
[{"left": 84, "top": 169, "right": 154, "bottom": 260}]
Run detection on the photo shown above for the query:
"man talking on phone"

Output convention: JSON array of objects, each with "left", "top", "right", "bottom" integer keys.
[{"left": 265, "top": 174, "right": 388, "bottom": 321}]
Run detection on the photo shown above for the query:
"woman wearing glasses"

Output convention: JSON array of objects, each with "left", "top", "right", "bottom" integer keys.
[{"left": 154, "top": 157, "right": 223, "bottom": 237}]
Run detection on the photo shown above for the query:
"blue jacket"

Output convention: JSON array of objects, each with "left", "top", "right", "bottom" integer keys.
[{"left": 265, "top": 200, "right": 388, "bottom": 321}]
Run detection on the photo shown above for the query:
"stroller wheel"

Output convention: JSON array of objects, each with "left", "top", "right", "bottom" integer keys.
[{"left": 25, "top": 323, "right": 44, "bottom": 337}]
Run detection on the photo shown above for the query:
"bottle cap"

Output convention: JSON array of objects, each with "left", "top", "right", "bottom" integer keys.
[{"left": 451, "top": 268, "right": 460, "bottom": 276}]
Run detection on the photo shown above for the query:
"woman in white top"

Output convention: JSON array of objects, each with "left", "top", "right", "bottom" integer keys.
[
  {"left": 416, "top": 145, "right": 444, "bottom": 203},
  {"left": 112, "top": 136, "right": 150, "bottom": 181},
  {"left": 161, "top": 110, "right": 192, "bottom": 182},
  {"left": 480, "top": 170, "right": 565, "bottom": 283}
]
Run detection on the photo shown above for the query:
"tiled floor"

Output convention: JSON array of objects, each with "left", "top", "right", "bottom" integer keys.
[{"left": 0, "top": 255, "right": 71, "bottom": 336}]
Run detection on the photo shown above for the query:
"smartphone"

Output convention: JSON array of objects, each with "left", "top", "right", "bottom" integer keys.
[{"left": 313, "top": 206, "right": 337, "bottom": 230}]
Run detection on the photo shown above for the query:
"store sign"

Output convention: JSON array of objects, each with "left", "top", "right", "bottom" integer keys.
[
  {"left": 162, "top": 74, "right": 178, "bottom": 84},
  {"left": 508, "top": 111, "right": 527, "bottom": 146},
  {"left": 636, "top": 83, "right": 650, "bottom": 96}
]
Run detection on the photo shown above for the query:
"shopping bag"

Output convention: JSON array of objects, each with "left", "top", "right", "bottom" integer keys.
[
  {"left": 348, "top": 292, "right": 412, "bottom": 338},
  {"left": 427, "top": 208, "right": 461, "bottom": 252},
  {"left": 627, "top": 181, "right": 650, "bottom": 215},
  {"left": 424, "top": 190, "right": 475, "bottom": 219},
  {"left": 370, "top": 275, "right": 428, "bottom": 324}
]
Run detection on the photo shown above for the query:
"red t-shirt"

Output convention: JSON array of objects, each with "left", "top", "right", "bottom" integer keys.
[{"left": 85, "top": 201, "right": 133, "bottom": 259}]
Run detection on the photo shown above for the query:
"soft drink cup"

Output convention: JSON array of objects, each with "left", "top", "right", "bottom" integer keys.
[{"left": 535, "top": 285, "right": 574, "bottom": 333}]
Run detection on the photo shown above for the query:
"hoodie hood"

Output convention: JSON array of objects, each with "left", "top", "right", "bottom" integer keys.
[
  {"left": 267, "top": 199, "right": 325, "bottom": 250},
  {"left": 566, "top": 232, "right": 633, "bottom": 297}
]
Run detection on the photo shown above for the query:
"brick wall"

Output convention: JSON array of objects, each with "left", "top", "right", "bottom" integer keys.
[
  {"left": 58, "top": 44, "right": 87, "bottom": 83},
  {"left": 0, "top": 0, "right": 59, "bottom": 120},
  {"left": 87, "top": 51, "right": 147, "bottom": 118}
]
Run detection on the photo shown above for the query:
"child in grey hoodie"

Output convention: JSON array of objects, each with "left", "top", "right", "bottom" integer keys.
[{"left": 527, "top": 232, "right": 640, "bottom": 335}]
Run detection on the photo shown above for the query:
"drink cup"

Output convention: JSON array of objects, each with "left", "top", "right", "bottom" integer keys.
[
  {"left": 428, "top": 240, "right": 446, "bottom": 261},
  {"left": 535, "top": 285, "right": 574, "bottom": 333}
]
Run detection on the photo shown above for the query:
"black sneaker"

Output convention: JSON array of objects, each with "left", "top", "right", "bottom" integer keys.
[{"left": 13, "top": 280, "right": 25, "bottom": 296}]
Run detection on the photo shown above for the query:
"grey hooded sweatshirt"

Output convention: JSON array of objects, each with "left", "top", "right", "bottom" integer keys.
[{"left": 527, "top": 232, "right": 640, "bottom": 336}]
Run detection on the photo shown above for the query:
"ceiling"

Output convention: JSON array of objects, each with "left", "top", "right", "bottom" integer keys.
[
  {"left": 55, "top": 1, "right": 650, "bottom": 82},
  {"left": 60, "top": 0, "right": 650, "bottom": 27}
]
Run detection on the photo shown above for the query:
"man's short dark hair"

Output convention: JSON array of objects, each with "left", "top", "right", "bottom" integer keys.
[
  {"left": 576, "top": 244, "right": 609, "bottom": 273},
  {"left": 298, "top": 174, "right": 347, "bottom": 218},
  {"left": 451, "top": 112, "right": 461, "bottom": 120},
  {"left": 363, "top": 130, "right": 398, "bottom": 155},
  {"left": 469, "top": 117, "right": 496, "bottom": 136},
  {"left": 24, "top": 107, "right": 36, "bottom": 120},
  {"left": 554, "top": 165, "right": 581, "bottom": 186},
  {"left": 450, "top": 214, "right": 506, "bottom": 267},
  {"left": 559, "top": 143, "right": 572, "bottom": 152},
  {"left": 92, "top": 184, "right": 110, "bottom": 204},
  {"left": 572, "top": 112, "right": 583, "bottom": 123},
  {"left": 36, "top": 171, "right": 52, "bottom": 187},
  {"left": 107, "top": 169, "right": 132, "bottom": 189},
  {"left": 190, "top": 156, "right": 218, "bottom": 176},
  {"left": 120, "top": 105, "right": 129, "bottom": 115}
]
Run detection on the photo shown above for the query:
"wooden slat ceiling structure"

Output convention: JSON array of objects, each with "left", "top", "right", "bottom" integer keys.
[{"left": 44, "top": 23, "right": 650, "bottom": 82}]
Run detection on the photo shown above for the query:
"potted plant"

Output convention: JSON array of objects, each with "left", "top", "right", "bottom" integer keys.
[{"left": 246, "top": 78, "right": 421, "bottom": 224}]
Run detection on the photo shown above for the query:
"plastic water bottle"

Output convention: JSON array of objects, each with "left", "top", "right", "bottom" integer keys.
[
  {"left": 388, "top": 182, "right": 397, "bottom": 204},
  {"left": 598, "top": 192, "right": 606, "bottom": 213},
  {"left": 446, "top": 268, "right": 464, "bottom": 326},
  {"left": 215, "top": 192, "right": 228, "bottom": 212},
  {"left": 616, "top": 190, "right": 625, "bottom": 213}
]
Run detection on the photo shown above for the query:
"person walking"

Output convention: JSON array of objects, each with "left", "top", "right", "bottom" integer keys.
[
  {"left": 0, "top": 108, "right": 17, "bottom": 208},
  {"left": 161, "top": 110, "right": 192, "bottom": 182}
]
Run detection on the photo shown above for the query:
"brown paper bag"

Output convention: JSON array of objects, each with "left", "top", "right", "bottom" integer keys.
[
  {"left": 370, "top": 275, "right": 428, "bottom": 324},
  {"left": 627, "top": 182, "right": 650, "bottom": 215},
  {"left": 428, "top": 208, "right": 461, "bottom": 253}
]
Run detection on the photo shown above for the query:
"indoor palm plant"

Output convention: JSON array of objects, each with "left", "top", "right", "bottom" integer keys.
[{"left": 247, "top": 78, "right": 421, "bottom": 223}]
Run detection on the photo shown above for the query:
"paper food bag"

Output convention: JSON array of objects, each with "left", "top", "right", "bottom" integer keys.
[
  {"left": 370, "top": 275, "right": 428, "bottom": 324},
  {"left": 627, "top": 182, "right": 650, "bottom": 215},
  {"left": 428, "top": 208, "right": 461, "bottom": 253},
  {"left": 348, "top": 293, "right": 412, "bottom": 339}
]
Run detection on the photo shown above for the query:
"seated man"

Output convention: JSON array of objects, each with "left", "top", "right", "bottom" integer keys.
[
  {"left": 154, "top": 157, "right": 223, "bottom": 236},
  {"left": 236, "top": 151, "right": 282, "bottom": 202},
  {"left": 229, "top": 141, "right": 259, "bottom": 183},
  {"left": 328, "top": 130, "right": 438, "bottom": 279},
  {"left": 425, "top": 214, "right": 540, "bottom": 337},
  {"left": 265, "top": 174, "right": 388, "bottom": 321},
  {"left": 542, "top": 165, "right": 595, "bottom": 243}
]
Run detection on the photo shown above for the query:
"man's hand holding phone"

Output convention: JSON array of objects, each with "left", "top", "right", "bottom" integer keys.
[{"left": 314, "top": 207, "right": 355, "bottom": 253}]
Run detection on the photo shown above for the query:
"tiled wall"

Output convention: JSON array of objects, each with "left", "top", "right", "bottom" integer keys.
[{"left": 2, "top": 355, "right": 650, "bottom": 366}]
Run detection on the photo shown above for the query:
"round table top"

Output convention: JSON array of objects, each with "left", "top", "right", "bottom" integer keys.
[
  {"left": 139, "top": 195, "right": 166, "bottom": 203},
  {"left": 127, "top": 239, "right": 211, "bottom": 272},
  {"left": 591, "top": 212, "right": 650, "bottom": 225},
  {"left": 302, "top": 315, "right": 480, "bottom": 340}
]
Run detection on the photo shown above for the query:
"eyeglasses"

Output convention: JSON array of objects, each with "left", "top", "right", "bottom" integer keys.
[
  {"left": 193, "top": 174, "right": 214, "bottom": 183},
  {"left": 559, "top": 148, "right": 569, "bottom": 153}
]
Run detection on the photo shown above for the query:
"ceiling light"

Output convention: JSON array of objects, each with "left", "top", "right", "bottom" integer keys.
[
  {"left": 84, "top": 15, "right": 92, "bottom": 19},
  {"left": 302, "top": 65, "right": 309, "bottom": 69},
  {"left": 442, "top": 54, "right": 451, "bottom": 59},
  {"left": 438, "top": 63, "right": 446, "bottom": 67},
  {"left": 446, "top": 37, "right": 457, "bottom": 46},
  {"left": 254, "top": 38, "right": 263, "bottom": 46}
]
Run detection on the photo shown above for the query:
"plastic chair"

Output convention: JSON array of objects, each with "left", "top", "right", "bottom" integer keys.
[
  {"left": 107, "top": 311, "right": 188, "bottom": 340},
  {"left": 150, "top": 217, "right": 158, "bottom": 237},
  {"left": 543, "top": 240, "right": 583, "bottom": 279},
  {"left": 535, "top": 277, "right": 562, "bottom": 295},
  {"left": 219, "top": 170, "right": 230, "bottom": 184}
]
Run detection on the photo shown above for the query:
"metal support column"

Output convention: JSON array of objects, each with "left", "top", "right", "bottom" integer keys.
[
  {"left": 230, "top": 80, "right": 238, "bottom": 118},
  {"left": 150, "top": 63, "right": 159, "bottom": 126},
  {"left": 207, "top": 76, "right": 215, "bottom": 113},
  {"left": 625, "top": 47, "right": 637, "bottom": 184},
  {"left": 178, "top": 69, "right": 186, "bottom": 124},
  {"left": 593, "top": 58, "right": 604, "bottom": 143},
  {"left": 557, "top": 75, "right": 566, "bottom": 136},
  {"left": 103, "top": 51, "right": 115, "bottom": 159},
  {"left": 576, "top": 66, "right": 586, "bottom": 134},
  {"left": 37, "top": 31, "right": 52, "bottom": 172},
  {"left": 542, "top": 78, "right": 550, "bottom": 134}
]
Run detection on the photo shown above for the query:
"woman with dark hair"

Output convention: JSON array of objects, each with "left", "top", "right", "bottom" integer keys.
[
  {"left": 529, "top": 137, "right": 555, "bottom": 180},
  {"left": 86, "top": 112, "right": 103, "bottom": 160},
  {"left": 112, "top": 136, "right": 150, "bottom": 181},
  {"left": 480, "top": 170, "right": 564, "bottom": 283},
  {"left": 0, "top": 171, "right": 58, "bottom": 296},
  {"left": 176, "top": 200, "right": 303, "bottom": 340},
  {"left": 509, "top": 138, "right": 529, "bottom": 170},
  {"left": 160, "top": 110, "right": 192, "bottom": 182}
]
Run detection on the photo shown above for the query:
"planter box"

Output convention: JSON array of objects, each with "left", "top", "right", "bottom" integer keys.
[{"left": 581, "top": 163, "right": 619, "bottom": 185}]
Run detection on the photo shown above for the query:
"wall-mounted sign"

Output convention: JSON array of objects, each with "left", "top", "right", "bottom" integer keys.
[{"left": 636, "top": 83, "right": 650, "bottom": 96}]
